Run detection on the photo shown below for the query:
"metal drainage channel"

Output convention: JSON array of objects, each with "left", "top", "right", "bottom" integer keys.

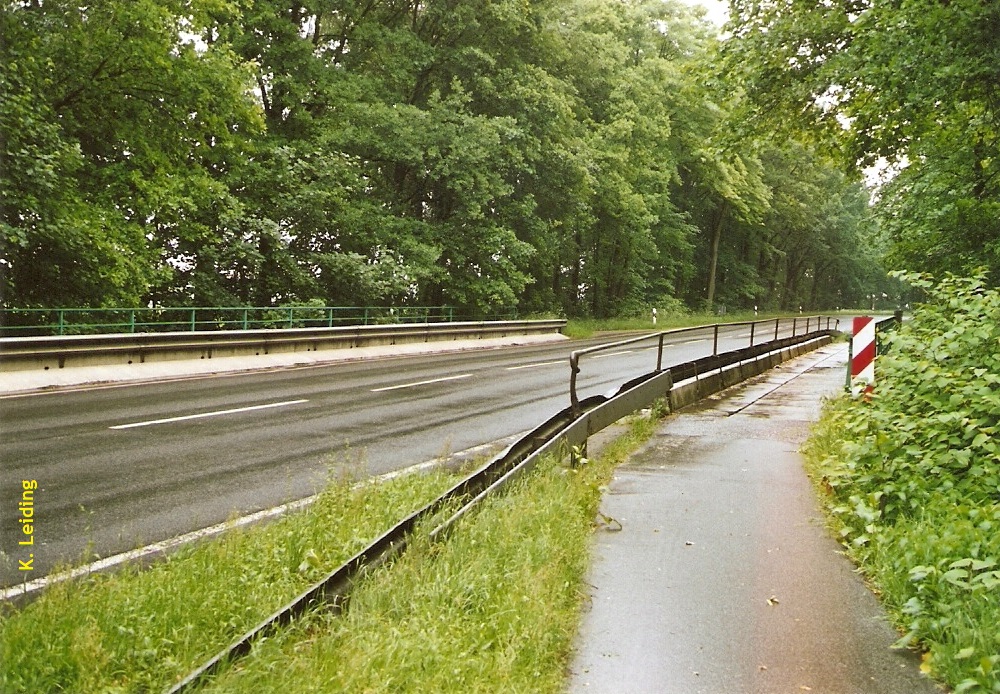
[{"left": 167, "top": 325, "right": 839, "bottom": 693}]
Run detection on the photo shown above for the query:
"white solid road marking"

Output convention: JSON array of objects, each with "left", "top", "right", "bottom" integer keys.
[
  {"left": 506, "top": 360, "right": 564, "bottom": 371},
  {"left": 683, "top": 339, "right": 707, "bottom": 344},
  {"left": 110, "top": 399, "right": 309, "bottom": 430},
  {"left": 371, "top": 374, "right": 472, "bottom": 393},
  {"left": 0, "top": 434, "right": 529, "bottom": 601},
  {"left": 593, "top": 350, "right": 634, "bottom": 359}
]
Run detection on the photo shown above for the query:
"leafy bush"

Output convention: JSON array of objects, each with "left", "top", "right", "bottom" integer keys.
[{"left": 804, "top": 272, "right": 1000, "bottom": 692}]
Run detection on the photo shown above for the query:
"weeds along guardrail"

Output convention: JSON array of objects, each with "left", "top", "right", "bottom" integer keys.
[
  {"left": 165, "top": 317, "right": 840, "bottom": 693},
  {"left": 875, "top": 311, "right": 904, "bottom": 348}
]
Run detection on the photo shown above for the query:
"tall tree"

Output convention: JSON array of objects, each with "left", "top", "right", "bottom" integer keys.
[
  {"left": 2, "top": 0, "right": 263, "bottom": 307},
  {"left": 725, "top": 0, "right": 1000, "bottom": 281}
]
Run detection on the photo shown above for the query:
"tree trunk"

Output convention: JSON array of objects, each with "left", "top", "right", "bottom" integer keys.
[{"left": 706, "top": 200, "right": 729, "bottom": 310}]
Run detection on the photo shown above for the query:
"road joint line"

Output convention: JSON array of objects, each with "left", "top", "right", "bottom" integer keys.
[{"left": 505, "top": 360, "right": 564, "bottom": 371}]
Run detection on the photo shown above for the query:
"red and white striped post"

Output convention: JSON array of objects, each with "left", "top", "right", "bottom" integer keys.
[{"left": 850, "top": 316, "right": 876, "bottom": 396}]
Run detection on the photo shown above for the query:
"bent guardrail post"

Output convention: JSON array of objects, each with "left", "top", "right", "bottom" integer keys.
[{"left": 570, "top": 353, "right": 582, "bottom": 418}]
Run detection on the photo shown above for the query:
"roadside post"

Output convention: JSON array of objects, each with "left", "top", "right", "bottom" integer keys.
[{"left": 850, "top": 315, "right": 876, "bottom": 396}]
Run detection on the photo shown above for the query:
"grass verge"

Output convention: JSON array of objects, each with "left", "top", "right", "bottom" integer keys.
[
  {"left": 0, "top": 469, "right": 457, "bottom": 693},
  {"left": 198, "top": 412, "right": 661, "bottom": 693},
  {"left": 1, "top": 411, "right": 664, "bottom": 693}
]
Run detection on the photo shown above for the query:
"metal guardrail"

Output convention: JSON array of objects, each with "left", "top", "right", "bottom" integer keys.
[
  {"left": 0, "top": 320, "right": 567, "bottom": 372},
  {"left": 0, "top": 305, "right": 482, "bottom": 336},
  {"left": 569, "top": 316, "right": 840, "bottom": 415},
  {"left": 164, "top": 322, "right": 840, "bottom": 693}
]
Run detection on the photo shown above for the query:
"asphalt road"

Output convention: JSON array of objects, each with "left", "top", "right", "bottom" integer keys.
[{"left": 1, "top": 323, "right": 803, "bottom": 588}]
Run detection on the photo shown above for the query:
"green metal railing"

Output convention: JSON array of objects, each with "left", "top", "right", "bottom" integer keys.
[{"left": 0, "top": 306, "right": 471, "bottom": 337}]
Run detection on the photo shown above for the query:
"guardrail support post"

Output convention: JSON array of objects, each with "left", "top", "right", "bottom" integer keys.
[
  {"left": 58, "top": 310, "right": 65, "bottom": 336},
  {"left": 774, "top": 318, "right": 780, "bottom": 341},
  {"left": 570, "top": 356, "right": 581, "bottom": 418},
  {"left": 190, "top": 309, "right": 196, "bottom": 331},
  {"left": 749, "top": 322, "right": 755, "bottom": 347},
  {"left": 792, "top": 317, "right": 798, "bottom": 336},
  {"left": 656, "top": 333, "right": 665, "bottom": 372},
  {"left": 713, "top": 325, "right": 719, "bottom": 356},
  {"left": 846, "top": 334, "right": 854, "bottom": 389},
  {"left": 130, "top": 310, "right": 136, "bottom": 333}
]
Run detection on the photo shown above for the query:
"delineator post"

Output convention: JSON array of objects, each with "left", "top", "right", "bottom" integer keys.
[{"left": 851, "top": 315, "right": 875, "bottom": 395}]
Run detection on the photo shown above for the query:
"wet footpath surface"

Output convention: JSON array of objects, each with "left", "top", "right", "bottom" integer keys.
[{"left": 568, "top": 343, "right": 944, "bottom": 694}]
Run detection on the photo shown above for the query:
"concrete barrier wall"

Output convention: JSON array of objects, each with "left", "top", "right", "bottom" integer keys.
[
  {"left": 668, "top": 335, "right": 833, "bottom": 412},
  {"left": 0, "top": 320, "right": 567, "bottom": 372}
]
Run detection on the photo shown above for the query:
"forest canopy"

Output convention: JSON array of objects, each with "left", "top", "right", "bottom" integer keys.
[{"left": 3, "top": 0, "right": 987, "bottom": 318}]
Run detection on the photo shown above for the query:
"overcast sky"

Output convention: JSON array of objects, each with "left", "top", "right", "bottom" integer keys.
[{"left": 685, "top": 0, "right": 729, "bottom": 27}]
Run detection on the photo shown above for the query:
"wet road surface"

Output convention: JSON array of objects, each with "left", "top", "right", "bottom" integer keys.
[
  {"left": 569, "top": 343, "right": 943, "bottom": 694},
  {"left": 3, "top": 327, "right": 769, "bottom": 589}
]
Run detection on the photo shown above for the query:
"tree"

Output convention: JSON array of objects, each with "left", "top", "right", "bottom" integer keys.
[
  {"left": 1, "top": 0, "right": 264, "bottom": 307},
  {"left": 725, "top": 0, "right": 1000, "bottom": 282},
  {"left": 3, "top": 0, "right": 887, "bottom": 316}
]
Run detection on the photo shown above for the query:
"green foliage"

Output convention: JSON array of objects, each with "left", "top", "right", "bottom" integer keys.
[
  {"left": 804, "top": 272, "right": 1000, "bottom": 691},
  {"left": 2, "top": 0, "right": 884, "bottom": 317},
  {"left": 0, "top": 469, "right": 456, "bottom": 693},
  {"left": 199, "top": 457, "right": 590, "bottom": 693},
  {"left": 726, "top": 0, "right": 1000, "bottom": 283},
  {"left": 0, "top": 402, "right": 670, "bottom": 693}
]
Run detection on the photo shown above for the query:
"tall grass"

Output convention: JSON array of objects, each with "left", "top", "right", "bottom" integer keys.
[
  {"left": 0, "top": 470, "right": 457, "bottom": 693},
  {"left": 1, "top": 409, "right": 664, "bottom": 694},
  {"left": 200, "top": 413, "right": 660, "bottom": 693}
]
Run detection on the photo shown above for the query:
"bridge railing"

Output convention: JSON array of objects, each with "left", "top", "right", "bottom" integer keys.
[
  {"left": 569, "top": 316, "right": 841, "bottom": 414},
  {"left": 0, "top": 306, "right": 471, "bottom": 336}
]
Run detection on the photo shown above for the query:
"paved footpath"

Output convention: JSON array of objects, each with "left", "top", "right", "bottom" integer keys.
[{"left": 568, "top": 343, "right": 944, "bottom": 694}]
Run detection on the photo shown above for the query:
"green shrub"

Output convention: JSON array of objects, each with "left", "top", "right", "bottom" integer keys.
[{"left": 804, "top": 272, "right": 1000, "bottom": 692}]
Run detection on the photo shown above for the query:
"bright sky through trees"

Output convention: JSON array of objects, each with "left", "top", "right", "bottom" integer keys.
[{"left": 682, "top": 0, "right": 728, "bottom": 26}]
